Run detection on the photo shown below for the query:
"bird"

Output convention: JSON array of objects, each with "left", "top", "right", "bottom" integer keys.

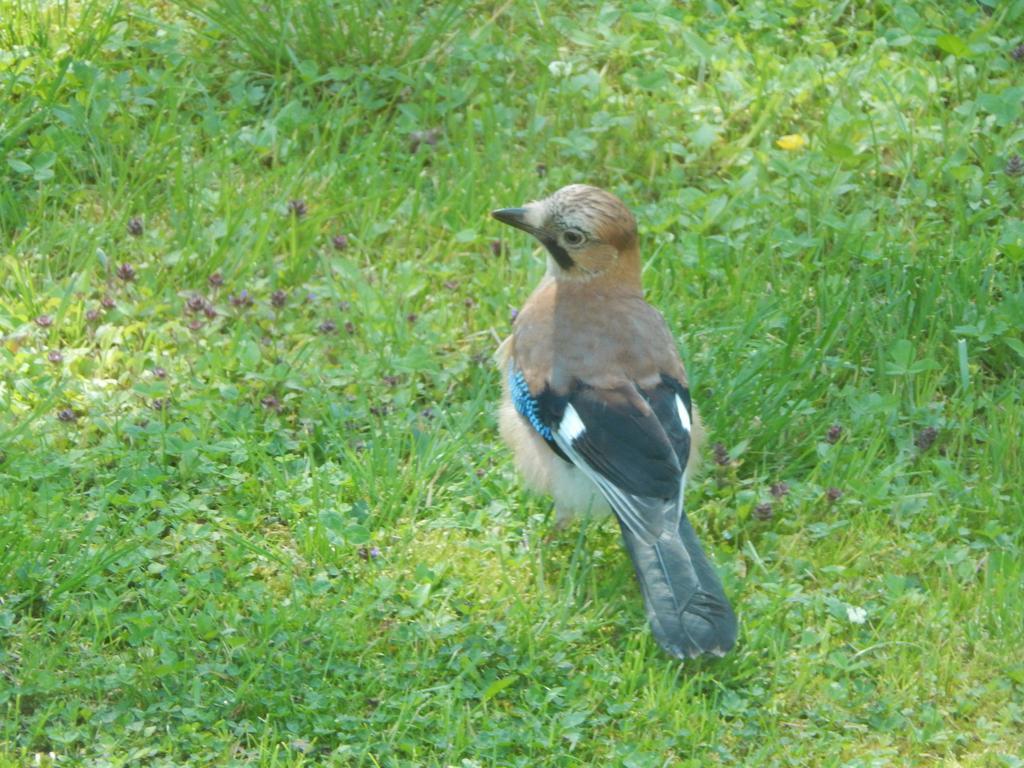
[{"left": 491, "top": 183, "right": 737, "bottom": 660}]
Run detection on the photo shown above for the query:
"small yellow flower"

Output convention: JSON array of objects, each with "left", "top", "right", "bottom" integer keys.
[{"left": 775, "top": 134, "right": 807, "bottom": 151}]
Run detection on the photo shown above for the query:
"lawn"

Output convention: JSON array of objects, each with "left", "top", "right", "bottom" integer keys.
[{"left": 1, "top": 0, "right": 1023, "bottom": 765}]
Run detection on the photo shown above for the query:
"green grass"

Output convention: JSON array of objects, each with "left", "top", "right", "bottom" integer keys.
[{"left": 1, "top": 0, "right": 1023, "bottom": 765}]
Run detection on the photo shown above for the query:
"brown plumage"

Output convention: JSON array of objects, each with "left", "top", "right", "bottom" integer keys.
[{"left": 492, "top": 184, "right": 736, "bottom": 659}]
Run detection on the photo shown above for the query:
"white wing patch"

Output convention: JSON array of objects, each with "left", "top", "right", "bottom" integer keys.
[
  {"left": 558, "top": 404, "right": 586, "bottom": 442},
  {"left": 675, "top": 395, "right": 691, "bottom": 514},
  {"left": 675, "top": 395, "right": 691, "bottom": 434}
]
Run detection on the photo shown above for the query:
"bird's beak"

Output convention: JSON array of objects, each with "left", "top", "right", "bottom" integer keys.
[{"left": 491, "top": 207, "right": 535, "bottom": 235}]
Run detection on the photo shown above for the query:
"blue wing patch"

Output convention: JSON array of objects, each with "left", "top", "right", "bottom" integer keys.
[{"left": 509, "top": 364, "right": 554, "bottom": 441}]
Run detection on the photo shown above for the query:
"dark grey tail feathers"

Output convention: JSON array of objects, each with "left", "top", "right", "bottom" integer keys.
[{"left": 617, "top": 513, "right": 737, "bottom": 659}]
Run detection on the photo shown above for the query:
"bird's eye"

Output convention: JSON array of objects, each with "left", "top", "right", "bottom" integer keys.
[{"left": 562, "top": 229, "right": 585, "bottom": 246}]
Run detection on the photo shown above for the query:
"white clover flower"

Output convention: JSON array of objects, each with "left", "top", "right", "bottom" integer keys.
[{"left": 548, "top": 60, "right": 573, "bottom": 78}]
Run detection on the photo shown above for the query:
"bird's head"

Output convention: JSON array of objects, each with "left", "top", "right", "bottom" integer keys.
[{"left": 492, "top": 184, "right": 639, "bottom": 284}]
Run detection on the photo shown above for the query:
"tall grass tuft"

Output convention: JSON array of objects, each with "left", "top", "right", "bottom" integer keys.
[{"left": 174, "top": 0, "right": 466, "bottom": 78}]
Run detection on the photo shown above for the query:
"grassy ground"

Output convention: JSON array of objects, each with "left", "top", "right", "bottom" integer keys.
[{"left": 2, "top": 0, "right": 1023, "bottom": 765}]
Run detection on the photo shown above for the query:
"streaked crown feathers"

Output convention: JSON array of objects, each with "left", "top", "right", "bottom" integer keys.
[{"left": 542, "top": 184, "right": 637, "bottom": 250}]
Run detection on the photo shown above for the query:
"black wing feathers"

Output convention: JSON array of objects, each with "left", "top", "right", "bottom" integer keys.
[
  {"left": 567, "top": 386, "right": 680, "bottom": 498},
  {"left": 643, "top": 376, "right": 692, "bottom": 472},
  {"left": 529, "top": 377, "right": 692, "bottom": 498}
]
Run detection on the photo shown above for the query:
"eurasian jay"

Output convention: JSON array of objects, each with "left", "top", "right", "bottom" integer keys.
[{"left": 491, "top": 184, "right": 737, "bottom": 659}]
